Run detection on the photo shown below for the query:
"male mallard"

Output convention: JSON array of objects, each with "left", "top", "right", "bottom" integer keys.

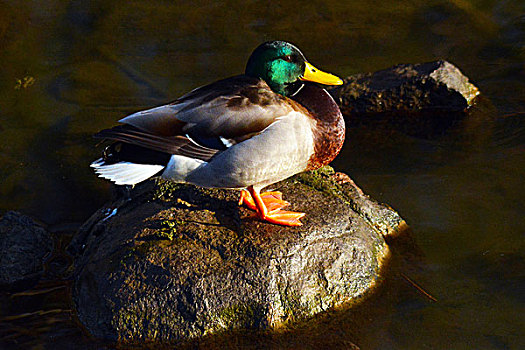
[{"left": 92, "top": 41, "right": 345, "bottom": 226}]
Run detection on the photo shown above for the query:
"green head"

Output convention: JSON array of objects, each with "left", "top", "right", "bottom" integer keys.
[{"left": 245, "top": 41, "right": 343, "bottom": 96}]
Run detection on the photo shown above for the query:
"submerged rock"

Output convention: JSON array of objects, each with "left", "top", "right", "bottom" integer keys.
[
  {"left": 70, "top": 167, "right": 406, "bottom": 343},
  {"left": 328, "top": 60, "right": 480, "bottom": 137},
  {"left": 0, "top": 211, "right": 53, "bottom": 291}
]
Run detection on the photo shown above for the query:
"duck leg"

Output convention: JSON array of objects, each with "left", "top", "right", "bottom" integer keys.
[
  {"left": 239, "top": 189, "right": 289, "bottom": 212},
  {"left": 242, "top": 186, "right": 305, "bottom": 226}
]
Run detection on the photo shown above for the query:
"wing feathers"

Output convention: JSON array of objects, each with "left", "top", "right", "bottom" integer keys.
[
  {"left": 95, "top": 125, "right": 218, "bottom": 161},
  {"left": 91, "top": 159, "right": 165, "bottom": 185},
  {"left": 94, "top": 76, "right": 305, "bottom": 167},
  {"left": 117, "top": 76, "right": 295, "bottom": 141}
]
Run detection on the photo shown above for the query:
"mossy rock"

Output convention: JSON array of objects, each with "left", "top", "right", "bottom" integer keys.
[{"left": 69, "top": 167, "right": 406, "bottom": 343}]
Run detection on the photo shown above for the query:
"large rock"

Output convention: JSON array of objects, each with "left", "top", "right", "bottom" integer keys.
[
  {"left": 328, "top": 60, "right": 480, "bottom": 137},
  {"left": 0, "top": 211, "right": 53, "bottom": 291},
  {"left": 69, "top": 167, "right": 406, "bottom": 343}
]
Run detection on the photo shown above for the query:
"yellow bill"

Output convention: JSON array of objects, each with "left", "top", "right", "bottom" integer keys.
[{"left": 300, "top": 62, "right": 343, "bottom": 85}]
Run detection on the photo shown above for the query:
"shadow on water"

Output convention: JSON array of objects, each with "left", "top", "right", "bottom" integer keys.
[{"left": 0, "top": 0, "right": 524, "bottom": 348}]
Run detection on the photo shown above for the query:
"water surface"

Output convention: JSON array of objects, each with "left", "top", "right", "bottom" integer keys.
[{"left": 0, "top": 0, "right": 524, "bottom": 348}]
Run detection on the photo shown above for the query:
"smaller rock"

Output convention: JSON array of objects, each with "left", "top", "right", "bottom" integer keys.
[
  {"left": 0, "top": 211, "right": 53, "bottom": 291},
  {"left": 328, "top": 60, "right": 480, "bottom": 137}
]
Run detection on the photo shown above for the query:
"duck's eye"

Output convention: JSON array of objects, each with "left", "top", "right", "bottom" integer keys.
[{"left": 282, "top": 55, "right": 293, "bottom": 62}]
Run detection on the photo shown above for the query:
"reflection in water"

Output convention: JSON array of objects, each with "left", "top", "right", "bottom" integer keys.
[{"left": 0, "top": 0, "right": 524, "bottom": 348}]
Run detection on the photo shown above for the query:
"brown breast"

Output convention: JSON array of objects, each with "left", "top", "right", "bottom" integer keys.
[{"left": 291, "top": 83, "right": 345, "bottom": 170}]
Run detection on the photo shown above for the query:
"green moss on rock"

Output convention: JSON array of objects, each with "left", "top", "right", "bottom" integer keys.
[
  {"left": 276, "top": 283, "right": 311, "bottom": 324},
  {"left": 207, "top": 301, "right": 267, "bottom": 333},
  {"left": 152, "top": 178, "right": 183, "bottom": 201},
  {"left": 293, "top": 166, "right": 349, "bottom": 204}
]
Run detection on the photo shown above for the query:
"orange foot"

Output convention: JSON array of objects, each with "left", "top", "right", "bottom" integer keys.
[
  {"left": 262, "top": 210, "right": 305, "bottom": 226},
  {"left": 238, "top": 189, "right": 289, "bottom": 212},
  {"left": 239, "top": 187, "right": 305, "bottom": 227}
]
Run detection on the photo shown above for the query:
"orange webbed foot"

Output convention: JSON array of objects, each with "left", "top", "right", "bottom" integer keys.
[
  {"left": 239, "top": 190, "right": 289, "bottom": 212},
  {"left": 240, "top": 187, "right": 305, "bottom": 227},
  {"left": 263, "top": 210, "right": 305, "bottom": 226}
]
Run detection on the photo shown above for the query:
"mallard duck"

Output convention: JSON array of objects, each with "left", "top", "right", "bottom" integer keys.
[{"left": 92, "top": 41, "right": 345, "bottom": 226}]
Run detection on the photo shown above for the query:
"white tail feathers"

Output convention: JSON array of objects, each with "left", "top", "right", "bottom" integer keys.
[{"left": 91, "top": 158, "right": 165, "bottom": 185}]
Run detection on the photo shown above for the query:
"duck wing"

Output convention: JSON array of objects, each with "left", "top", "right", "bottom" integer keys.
[{"left": 118, "top": 75, "right": 299, "bottom": 144}]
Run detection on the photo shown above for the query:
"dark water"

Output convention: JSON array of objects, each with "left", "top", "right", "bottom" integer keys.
[{"left": 1, "top": 0, "right": 524, "bottom": 348}]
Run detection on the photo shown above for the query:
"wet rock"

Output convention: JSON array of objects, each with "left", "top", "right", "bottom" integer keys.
[
  {"left": 328, "top": 60, "right": 480, "bottom": 137},
  {"left": 0, "top": 211, "right": 53, "bottom": 291},
  {"left": 70, "top": 167, "right": 406, "bottom": 343}
]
